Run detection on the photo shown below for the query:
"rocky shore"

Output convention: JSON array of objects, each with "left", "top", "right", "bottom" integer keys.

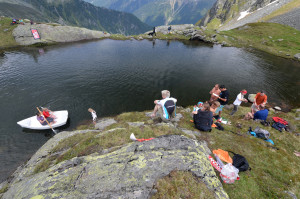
[{"left": 0, "top": 105, "right": 299, "bottom": 199}]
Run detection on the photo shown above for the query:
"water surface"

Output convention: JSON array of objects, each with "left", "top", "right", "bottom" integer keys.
[{"left": 0, "top": 39, "right": 299, "bottom": 182}]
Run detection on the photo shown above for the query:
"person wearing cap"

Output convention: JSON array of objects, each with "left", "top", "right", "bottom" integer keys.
[
  {"left": 192, "top": 101, "right": 203, "bottom": 113},
  {"left": 230, "top": 89, "right": 248, "bottom": 115},
  {"left": 251, "top": 91, "right": 267, "bottom": 114}
]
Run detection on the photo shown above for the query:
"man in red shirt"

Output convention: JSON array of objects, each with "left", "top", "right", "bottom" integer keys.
[{"left": 251, "top": 91, "right": 267, "bottom": 114}]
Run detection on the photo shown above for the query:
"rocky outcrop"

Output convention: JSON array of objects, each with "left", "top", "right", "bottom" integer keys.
[
  {"left": 12, "top": 24, "right": 110, "bottom": 46},
  {"left": 2, "top": 132, "right": 228, "bottom": 199},
  {"left": 200, "top": 0, "right": 295, "bottom": 30}
]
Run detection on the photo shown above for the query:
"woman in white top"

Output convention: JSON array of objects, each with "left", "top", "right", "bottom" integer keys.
[{"left": 230, "top": 90, "right": 248, "bottom": 115}]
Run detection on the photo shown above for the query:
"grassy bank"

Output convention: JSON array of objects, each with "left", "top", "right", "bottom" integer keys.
[
  {"left": 212, "top": 22, "right": 300, "bottom": 59},
  {"left": 32, "top": 105, "right": 300, "bottom": 199},
  {"left": 0, "top": 17, "right": 18, "bottom": 49}
]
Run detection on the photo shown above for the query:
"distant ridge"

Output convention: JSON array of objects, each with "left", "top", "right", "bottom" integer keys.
[
  {"left": 0, "top": 0, "right": 151, "bottom": 35},
  {"left": 84, "top": 0, "right": 215, "bottom": 26}
]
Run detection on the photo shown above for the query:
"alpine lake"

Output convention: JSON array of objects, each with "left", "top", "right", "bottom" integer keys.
[{"left": 0, "top": 39, "right": 299, "bottom": 182}]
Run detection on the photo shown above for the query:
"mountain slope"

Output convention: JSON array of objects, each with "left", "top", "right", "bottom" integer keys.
[
  {"left": 84, "top": 0, "right": 215, "bottom": 26},
  {"left": 0, "top": 0, "right": 151, "bottom": 35},
  {"left": 199, "top": 0, "right": 297, "bottom": 30}
]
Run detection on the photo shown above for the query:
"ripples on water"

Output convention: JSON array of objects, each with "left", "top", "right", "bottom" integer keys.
[{"left": 0, "top": 39, "right": 299, "bottom": 182}]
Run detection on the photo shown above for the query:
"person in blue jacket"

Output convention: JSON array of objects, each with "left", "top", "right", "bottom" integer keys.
[{"left": 253, "top": 105, "right": 269, "bottom": 121}]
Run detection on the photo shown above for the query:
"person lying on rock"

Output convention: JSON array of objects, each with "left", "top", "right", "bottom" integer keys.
[
  {"left": 251, "top": 91, "right": 267, "bottom": 114},
  {"left": 230, "top": 89, "right": 248, "bottom": 115},
  {"left": 36, "top": 112, "right": 55, "bottom": 126},
  {"left": 244, "top": 105, "right": 268, "bottom": 121},
  {"left": 193, "top": 102, "right": 213, "bottom": 132},
  {"left": 151, "top": 90, "right": 177, "bottom": 122}
]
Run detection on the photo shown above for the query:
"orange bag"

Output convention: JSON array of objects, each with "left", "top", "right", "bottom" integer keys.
[{"left": 212, "top": 149, "right": 233, "bottom": 164}]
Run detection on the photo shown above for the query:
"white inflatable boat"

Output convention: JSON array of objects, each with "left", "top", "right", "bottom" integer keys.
[{"left": 17, "top": 110, "right": 68, "bottom": 130}]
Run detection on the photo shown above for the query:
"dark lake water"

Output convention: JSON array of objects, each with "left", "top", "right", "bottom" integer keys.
[{"left": 0, "top": 39, "right": 299, "bottom": 182}]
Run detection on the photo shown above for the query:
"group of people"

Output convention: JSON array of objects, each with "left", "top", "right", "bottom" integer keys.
[
  {"left": 151, "top": 84, "right": 269, "bottom": 132},
  {"left": 11, "top": 18, "right": 33, "bottom": 25},
  {"left": 36, "top": 108, "right": 57, "bottom": 126}
]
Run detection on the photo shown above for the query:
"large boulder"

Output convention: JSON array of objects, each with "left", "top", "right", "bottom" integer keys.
[
  {"left": 3, "top": 135, "right": 228, "bottom": 199},
  {"left": 12, "top": 24, "right": 110, "bottom": 46},
  {"left": 248, "top": 94, "right": 256, "bottom": 103}
]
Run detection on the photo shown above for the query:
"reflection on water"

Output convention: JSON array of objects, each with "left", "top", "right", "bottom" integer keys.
[{"left": 0, "top": 39, "right": 299, "bottom": 182}]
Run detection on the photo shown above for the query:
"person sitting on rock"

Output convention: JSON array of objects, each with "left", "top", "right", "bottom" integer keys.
[
  {"left": 210, "top": 101, "right": 221, "bottom": 120},
  {"left": 230, "top": 89, "right": 248, "bottom": 115},
  {"left": 151, "top": 90, "right": 177, "bottom": 122},
  {"left": 209, "top": 84, "right": 221, "bottom": 103},
  {"left": 244, "top": 105, "right": 268, "bottom": 121},
  {"left": 251, "top": 91, "right": 267, "bottom": 114},
  {"left": 193, "top": 102, "right": 213, "bottom": 132},
  {"left": 36, "top": 112, "right": 55, "bottom": 126}
]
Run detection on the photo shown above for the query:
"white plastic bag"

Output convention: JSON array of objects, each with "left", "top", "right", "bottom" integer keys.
[{"left": 220, "top": 163, "right": 240, "bottom": 184}]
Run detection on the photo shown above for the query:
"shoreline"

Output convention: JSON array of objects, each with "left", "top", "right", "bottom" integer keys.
[{"left": 1, "top": 105, "right": 299, "bottom": 198}]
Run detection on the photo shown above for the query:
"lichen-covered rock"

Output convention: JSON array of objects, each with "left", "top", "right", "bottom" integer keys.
[
  {"left": 13, "top": 24, "right": 110, "bottom": 46},
  {"left": 3, "top": 135, "right": 228, "bottom": 199}
]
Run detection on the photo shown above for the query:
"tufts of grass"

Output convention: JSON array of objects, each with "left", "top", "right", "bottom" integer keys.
[
  {"left": 0, "top": 17, "right": 18, "bottom": 48},
  {"left": 152, "top": 170, "right": 215, "bottom": 199},
  {"left": 108, "top": 34, "right": 129, "bottom": 40},
  {"left": 116, "top": 111, "right": 149, "bottom": 123},
  {"left": 218, "top": 22, "right": 300, "bottom": 59},
  {"left": 0, "top": 184, "right": 8, "bottom": 194},
  {"left": 33, "top": 155, "right": 59, "bottom": 174}
]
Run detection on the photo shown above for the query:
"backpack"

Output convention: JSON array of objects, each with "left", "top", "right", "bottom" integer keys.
[
  {"left": 253, "top": 126, "right": 270, "bottom": 139},
  {"left": 272, "top": 117, "right": 288, "bottom": 132},
  {"left": 229, "top": 151, "right": 250, "bottom": 172},
  {"left": 164, "top": 100, "right": 175, "bottom": 119}
]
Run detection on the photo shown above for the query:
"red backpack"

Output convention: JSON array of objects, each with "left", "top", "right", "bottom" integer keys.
[{"left": 272, "top": 117, "right": 288, "bottom": 125}]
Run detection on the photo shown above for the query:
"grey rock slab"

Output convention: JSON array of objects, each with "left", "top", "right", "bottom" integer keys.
[
  {"left": 127, "top": 122, "right": 145, "bottom": 127},
  {"left": 248, "top": 94, "right": 256, "bottom": 103},
  {"left": 180, "top": 128, "right": 201, "bottom": 139},
  {"left": 95, "top": 118, "right": 117, "bottom": 130},
  {"left": 3, "top": 135, "right": 228, "bottom": 199},
  {"left": 12, "top": 24, "right": 110, "bottom": 46},
  {"left": 171, "top": 113, "right": 183, "bottom": 122}
]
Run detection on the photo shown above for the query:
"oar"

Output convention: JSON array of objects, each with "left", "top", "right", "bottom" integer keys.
[{"left": 36, "top": 107, "right": 57, "bottom": 134}]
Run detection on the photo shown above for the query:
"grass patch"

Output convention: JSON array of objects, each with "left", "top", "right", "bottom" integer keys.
[
  {"left": 219, "top": 22, "right": 300, "bottom": 59},
  {"left": 260, "top": 0, "right": 300, "bottom": 22},
  {"left": 152, "top": 170, "right": 215, "bottom": 199},
  {"left": 108, "top": 34, "right": 129, "bottom": 40},
  {"left": 0, "top": 184, "right": 8, "bottom": 194},
  {"left": 0, "top": 17, "right": 18, "bottom": 48},
  {"left": 116, "top": 111, "right": 149, "bottom": 123},
  {"left": 33, "top": 155, "right": 58, "bottom": 174},
  {"left": 194, "top": 106, "right": 300, "bottom": 199}
]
